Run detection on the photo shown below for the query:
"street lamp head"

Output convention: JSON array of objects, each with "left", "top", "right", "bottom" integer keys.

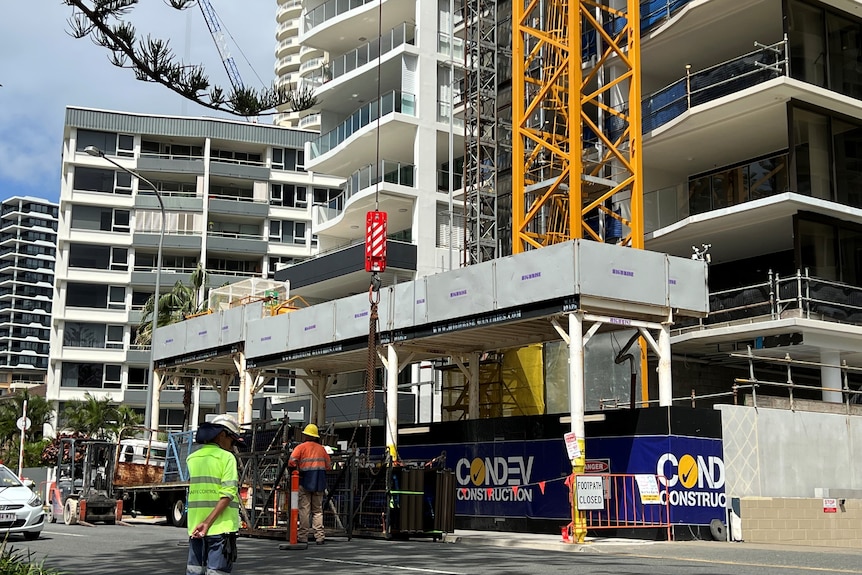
[{"left": 83, "top": 146, "right": 104, "bottom": 157}]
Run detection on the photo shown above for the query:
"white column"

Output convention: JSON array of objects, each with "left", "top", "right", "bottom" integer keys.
[
  {"left": 820, "top": 350, "right": 843, "bottom": 403},
  {"left": 569, "top": 312, "right": 585, "bottom": 439},
  {"left": 150, "top": 370, "right": 162, "bottom": 432},
  {"left": 386, "top": 344, "right": 399, "bottom": 455},
  {"left": 658, "top": 322, "right": 673, "bottom": 407},
  {"left": 191, "top": 377, "right": 201, "bottom": 429}
]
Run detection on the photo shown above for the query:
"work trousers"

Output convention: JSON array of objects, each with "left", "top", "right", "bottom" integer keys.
[
  {"left": 297, "top": 486, "right": 325, "bottom": 543},
  {"left": 186, "top": 533, "right": 235, "bottom": 575}
]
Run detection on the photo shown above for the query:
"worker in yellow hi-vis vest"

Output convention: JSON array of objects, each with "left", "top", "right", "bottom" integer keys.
[{"left": 186, "top": 414, "right": 243, "bottom": 575}]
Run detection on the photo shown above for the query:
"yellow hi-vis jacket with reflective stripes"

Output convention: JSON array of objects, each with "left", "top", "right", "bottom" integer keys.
[{"left": 186, "top": 443, "right": 240, "bottom": 536}]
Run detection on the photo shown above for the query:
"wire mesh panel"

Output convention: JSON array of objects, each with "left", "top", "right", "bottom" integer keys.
[{"left": 577, "top": 473, "right": 671, "bottom": 540}]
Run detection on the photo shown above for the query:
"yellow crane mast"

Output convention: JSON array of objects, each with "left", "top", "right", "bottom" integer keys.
[{"left": 512, "top": 0, "right": 643, "bottom": 252}]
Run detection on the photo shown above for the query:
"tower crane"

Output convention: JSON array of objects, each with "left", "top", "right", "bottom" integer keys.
[{"left": 197, "top": 0, "right": 245, "bottom": 93}]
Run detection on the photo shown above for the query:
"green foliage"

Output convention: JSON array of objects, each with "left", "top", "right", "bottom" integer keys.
[
  {"left": 4, "top": 439, "right": 52, "bottom": 470},
  {"left": 136, "top": 264, "right": 209, "bottom": 346},
  {"left": 0, "top": 392, "right": 53, "bottom": 467},
  {"left": 0, "top": 539, "right": 63, "bottom": 574},
  {"left": 59, "top": 393, "right": 142, "bottom": 440}
]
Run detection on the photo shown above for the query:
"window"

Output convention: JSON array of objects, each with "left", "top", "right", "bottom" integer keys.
[
  {"left": 117, "top": 134, "right": 134, "bottom": 157},
  {"left": 104, "top": 364, "right": 122, "bottom": 388},
  {"left": 76, "top": 130, "right": 117, "bottom": 155},
  {"left": 60, "top": 362, "right": 121, "bottom": 389},
  {"left": 269, "top": 220, "right": 307, "bottom": 245},
  {"left": 271, "top": 148, "right": 306, "bottom": 172},
  {"left": 65, "top": 284, "right": 125, "bottom": 310},
  {"left": 136, "top": 210, "right": 200, "bottom": 234},
  {"left": 74, "top": 167, "right": 114, "bottom": 193},
  {"left": 111, "top": 247, "right": 129, "bottom": 271},
  {"left": 270, "top": 184, "right": 307, "bottom": 208},
  {"left": 69, "top": 244, "right": 111, "bottom": 270},
  {"left": 106, "top": 325, "right": 124, "bottom": 349},
  {"left": 108, "top": 286, "right": 126, "bottom": 310},
  {"left": 262, "top": 370, "right": 297, "bottom": 394},
  {"left": 115, "top": 171, "right": 132, "bottom": 195}
]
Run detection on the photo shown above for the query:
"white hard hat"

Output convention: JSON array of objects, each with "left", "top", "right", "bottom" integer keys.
[{"left": 210, "top": 414, "right": 241, "bottom": 437}]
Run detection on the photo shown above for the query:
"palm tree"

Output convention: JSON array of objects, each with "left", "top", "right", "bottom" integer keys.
[
  {"left": 111, "top": 405, "right": 144, "bottom": 440},
  {"left": 61, "top": 393, "right": 118, "bottom": 439},
  {"left": 135, "top": 264, "right": 208, "bottom": 347},
  {"left": 0, "top": 391, "right": 53, "bottom": 464}
]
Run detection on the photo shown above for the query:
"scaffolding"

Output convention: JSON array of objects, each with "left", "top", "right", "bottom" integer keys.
[{"left": 463, "top": 0, "right": 500, "bottom": 264}]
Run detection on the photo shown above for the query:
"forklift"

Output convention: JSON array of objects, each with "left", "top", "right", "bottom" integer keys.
[{"left": 48, "top": 437, "right": 120, "bottom": 525}]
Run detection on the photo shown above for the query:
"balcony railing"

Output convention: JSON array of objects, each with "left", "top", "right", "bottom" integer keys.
[
  {"left": 644, "top": 152, "right": 790, "bottom": 233},
  {"left": 344, "top": 160, "right": 416, "bottom": 201},
  {"left": 328, "top": 23, "right": 415, "bottom": 82},
  {"left": 309, "top": 90, "right": 417, "bottom": 159},
  {"left": 642, "top": 39, "right": 788, "bottom": 134},
  {"left": 304, "top": 0, "right": 376, "bottom": 33},
  {"left": 675, "top": 270, "right": 862, "bottom": 333}
]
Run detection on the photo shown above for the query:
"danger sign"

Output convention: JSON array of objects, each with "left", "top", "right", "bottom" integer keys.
[{"left": 823, "top": 498, "right": 838, "bottom": 513}]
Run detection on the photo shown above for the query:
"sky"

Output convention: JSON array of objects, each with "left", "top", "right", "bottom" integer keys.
[{"left": 0, "top": 1, "right": 279, "bottom": 204}]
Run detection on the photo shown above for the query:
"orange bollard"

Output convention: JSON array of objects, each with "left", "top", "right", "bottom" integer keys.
[
  {"left": 115, "top": 499, "right": 123, "bottom": 523},
  {"left": 278, "top": 470, "right": 307, "bottom": 550},
  {"left": 78, "top": 499, "right": 87, "bottom": 524}
]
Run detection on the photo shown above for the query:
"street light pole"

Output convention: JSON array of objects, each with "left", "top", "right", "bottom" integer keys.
[{"left": 84, "top": 146, "right": 164, "bottom": 436}]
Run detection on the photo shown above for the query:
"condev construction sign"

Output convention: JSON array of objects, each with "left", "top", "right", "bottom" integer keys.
[{"left": 400, "top": 434, "right": 725, "bottom": 525}]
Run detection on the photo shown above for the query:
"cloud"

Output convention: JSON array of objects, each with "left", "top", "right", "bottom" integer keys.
[{"left": 0, "top": 1, "right": 277, "bottom": 202}]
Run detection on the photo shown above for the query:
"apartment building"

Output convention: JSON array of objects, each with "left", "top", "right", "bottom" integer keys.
[
  {"left": 275, "top": 0, "right": 862, "bottom": 406},
  {"left": 49, "top": 107, "right": 344, "bottom": 428},
  {"left": 634, "top": 0, "right": 862, "bottom": 401},
  {"left": 275, "top": 0, "right": 330, "bottom": 131},
  {"left": 0, "top": 196, "right": 57, "bottom": 392},
  {"left": 276, "top": 0, "right": 465, "bottom": 302}
]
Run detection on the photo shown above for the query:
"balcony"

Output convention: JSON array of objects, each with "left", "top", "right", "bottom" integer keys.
[
  {"left": 301, "top": 0, "right": 415, "bottom": 56},
  {"left": 277, "top": 0, "right": 302, "bottom": 22},
  {"left": 309, "top": 90, "right": 417, "bottom": 161},
  {"left": 641, "top": 40, "right": 788, "bottom": 136},
  {"left": 275, "top": 54, "right": 301, "bottom": 76},
  {"left": 138, "top": 152, "right": 204, "bottom": 175},
  {"left": 645, "top": 152, "right": 790, "bottom": 234},
  {"left": 299, "top": 113, "right": 322, "bottom": 131},
  {"left": 326, "top": 23, "right": 415, "bottom": 84}
]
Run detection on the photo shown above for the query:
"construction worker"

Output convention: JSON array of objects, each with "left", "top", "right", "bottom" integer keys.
[
  {"left": 186, "top": 414, "right": 243, "bottom": 575},
  {"left": 288, "top": 423, "right": 331, "bottom": 545}
]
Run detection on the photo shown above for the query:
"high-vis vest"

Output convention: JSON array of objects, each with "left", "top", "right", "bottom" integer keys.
[
  {"left": 186, "top": 443, "right": 240, "bottom": 536},
  {"left": 289, "top": 441, "right": 331, "bottom": 492}
]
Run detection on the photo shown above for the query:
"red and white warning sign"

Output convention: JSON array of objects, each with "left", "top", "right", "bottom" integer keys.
[
  {"left": 823, "top": 498, "right": 838, "bottom": 513},
  {"left": 365, "top": 211, "right": 387, "bottom": 272}
]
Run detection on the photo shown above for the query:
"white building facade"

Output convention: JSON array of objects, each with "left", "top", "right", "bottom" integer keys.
[{"left": 49, "top": 107, "right": 343, "bottom": 429}]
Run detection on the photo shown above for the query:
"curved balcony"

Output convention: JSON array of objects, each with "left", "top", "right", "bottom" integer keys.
[
  {"left": 302, "top": 0, "right": 415, "bottom": 56},
  {"left": 299, "top": 113, "right": 322, "bottom": 131},
  {"left": 326, "top": 23, "right": 415, "bottom": 84},
  {"left": 276, "top": 36, "right": 300, "bottom": 60},
  {"left": 275, "top": 54, "right": 301, "bottom": 77},
  {"left": 277, "top": 19, "right": 299, "bottom": 40},
  {"left": 300, "top": 57, "right": 326, "bottom": 75},
  {"left": 309, "top": 90, "right": 416, "bottom": 161},
  {"left": 277, "top": 0, "right": 302, "bottom": 22},
  {"left": 314, "top": 161, "right": 416, "bottom": 238}
]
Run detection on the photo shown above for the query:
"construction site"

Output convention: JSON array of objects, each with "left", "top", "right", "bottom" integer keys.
[{"left": 48, "top": 0, "right": 862, "bottom": 548}]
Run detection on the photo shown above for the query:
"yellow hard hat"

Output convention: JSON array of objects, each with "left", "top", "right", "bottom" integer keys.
[{"left": 302, "top": 423, "right": 320, "bottom": 438}]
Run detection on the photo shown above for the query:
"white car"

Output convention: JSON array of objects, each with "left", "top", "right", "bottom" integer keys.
[{"left": 0, "top": 465, "right": 44, "bottom": 540}]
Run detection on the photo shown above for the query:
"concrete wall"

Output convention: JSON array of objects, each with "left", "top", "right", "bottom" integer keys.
[
  {"left": 740, "top": 497, "right": 862, "bottom": 548},
  {"left": 717, "top": 404, "right": 862, "bottom": 498}
]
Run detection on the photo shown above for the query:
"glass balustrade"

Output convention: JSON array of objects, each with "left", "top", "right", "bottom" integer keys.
[
  {"left": 309, "top": 91, "right": 417, "bottom": 159},
  {"left": 644, "top": 152, "right": 790, "bottom": 233},
  {"left": 329, "top": 23, "right": 415, "bottom": 81},
  {"left": 305, "top": 0, "right": 376, "bottom": 32}
]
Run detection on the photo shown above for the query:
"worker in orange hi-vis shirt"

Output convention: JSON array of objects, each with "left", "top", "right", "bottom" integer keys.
[{"left": 288, "top": 424, "right": 332, "bottom": 545}]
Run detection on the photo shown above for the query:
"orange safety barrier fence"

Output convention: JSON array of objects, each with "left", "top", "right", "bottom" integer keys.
[{"left": 569, "top": 473, "right": 672, "bottom": 541}]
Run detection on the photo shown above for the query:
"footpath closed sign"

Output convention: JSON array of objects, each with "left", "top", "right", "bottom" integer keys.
[{"left": 576, "top": 475, "right": 605, "bottom": 510}]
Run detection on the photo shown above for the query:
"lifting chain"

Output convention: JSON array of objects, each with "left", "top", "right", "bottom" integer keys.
[{"left": 349, "top": 274, "right": 381, "bottom": 462}]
